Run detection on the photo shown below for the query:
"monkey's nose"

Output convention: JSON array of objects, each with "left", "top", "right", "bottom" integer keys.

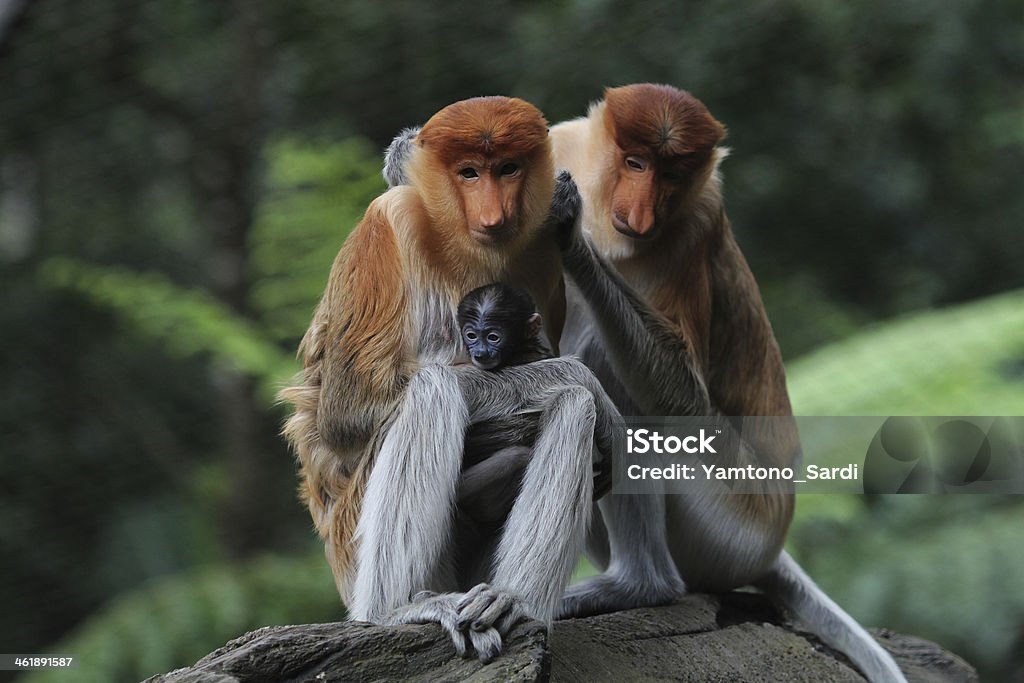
[
  {"left": 479, "top": 210, "right": 505, "bottom": 229},
  {"left": 472, "top": 352, "right": 499, "bottom": 370}
]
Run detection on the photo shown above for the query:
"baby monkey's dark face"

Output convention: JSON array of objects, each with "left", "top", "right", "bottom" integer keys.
[{"left": 457, "top": 283, "right": 542, "bottom": 371}]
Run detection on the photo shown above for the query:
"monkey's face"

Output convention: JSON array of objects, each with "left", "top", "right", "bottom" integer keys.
[
  {"left": 454, "top": 158, "right": 525, "bottom": 245},
  {"left": 458, "top": 284, "right": 543, "bottom": 371},
  {"left": 461, "top": 322, "right": 509, "bottom": 370},
  {"left": 600, "top": 84, "right": 725, "bottom": 251},
  {"left": 413, "top": 96, "right": 554, "bottom": 251},
  {"left": 608, "top": 151, "right": 689, "bottom": 243}
]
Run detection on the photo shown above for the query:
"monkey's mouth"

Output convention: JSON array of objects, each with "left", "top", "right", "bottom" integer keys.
[
  {"left": 470, "top": 226, "right": 515, "bottom": 245},
  {"left": 471, "top": 356, "right": 501, "bottom": 370},
  {"left": 613, "top": 223, "right": 656, "bottom": 241},
  {"left": 611, "top": 214, "right": 656, "bottom": 240}
]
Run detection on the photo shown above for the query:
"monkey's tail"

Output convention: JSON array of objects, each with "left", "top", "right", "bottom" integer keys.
[{"left": 755, "top": 550, "right": 908, "bottom": 683}]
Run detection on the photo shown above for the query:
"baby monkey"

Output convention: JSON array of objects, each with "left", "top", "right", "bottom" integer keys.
[
  {"left": 456, "top": 283, "right": 610, "bottom": 564},
  {"left": 457, "top": 283, "right": 551, "bottom": 370}
]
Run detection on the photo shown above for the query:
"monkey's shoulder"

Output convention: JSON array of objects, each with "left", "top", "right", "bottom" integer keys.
[
  {"left": 331, "top": 186, "right": 427, "bottom": 278},
  {"left": 371, "top": 185, "right": 429, "bottom": 241},
  {"left": 548, "top": 115, "right": 593, "bottom": 168},
  {"left": 548, "top": 114, "right": 593, "bottom": 146}
]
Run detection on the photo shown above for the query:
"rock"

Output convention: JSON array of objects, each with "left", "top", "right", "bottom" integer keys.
[{"left": 145, "top": 593, "right": 977, "bottom": 683}]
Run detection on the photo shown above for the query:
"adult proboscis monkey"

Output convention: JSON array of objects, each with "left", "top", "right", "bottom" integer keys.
[
  {"left": 549, "top": 83, "right": 906, "bottom": 683},
  {"left": 281, "top": 96, "right": 618, "bottom": 662}
]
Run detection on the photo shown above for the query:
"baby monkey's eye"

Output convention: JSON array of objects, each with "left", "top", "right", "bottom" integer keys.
[
  {"left": 486, "top": 332, "right": 501, "bottom": 344},
  {"left": 464, "top": 330, "right": 478, "bottom": 341},
  {"left": 459, "top": 168, "right": 480, "bottom": 179}
]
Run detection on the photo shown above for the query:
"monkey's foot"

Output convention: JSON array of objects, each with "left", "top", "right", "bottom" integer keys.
[
  {"left": 456, "top": 583, "right": 531, "bottom": 638},
  {"left": 382, "top": 591, "right": 504, "bottom": 663},
  {"left": 556, "top": 572, "right": 685, "bottom": 619}
]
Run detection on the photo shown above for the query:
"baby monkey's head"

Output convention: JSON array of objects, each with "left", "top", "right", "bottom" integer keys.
[{"left": 457, "top": 283, "right": 542, "bottom": 370}]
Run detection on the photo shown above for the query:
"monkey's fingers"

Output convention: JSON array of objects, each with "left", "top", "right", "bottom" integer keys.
[
  {"left": 455, "top": 582, "right": 493, "bottom": 612},
  {"left": 456, "top": 584, "right": 499, "bottom": 630},
  {"left": 548, "top": 170, "right": 583, "bottom": 250},
  {"left": 493, "top": 606, "right": 528, "bottom": 636},
  {"left": 412, "top": 590, "right": 439, "bottom": 603},
  {"left": 471, "top": 593, "right": 514, "bottom": 631},
  {"left": 459, "top": 587, "right": 528, "bottom": 637},
  {"left": 384, "top": 594, "right": 470, "bottom": 658},
  {"left": 467, "top": 626, "right": 503, "bottom": 663}
]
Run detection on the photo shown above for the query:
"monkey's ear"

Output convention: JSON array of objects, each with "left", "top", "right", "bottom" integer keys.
[{"left": 526, "top": 313, "right": 542, "bottom": 339}]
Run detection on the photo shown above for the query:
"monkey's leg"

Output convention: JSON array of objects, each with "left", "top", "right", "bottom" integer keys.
[
  {"left": 348, "top": 365, "right": 505, "bottom": 661},
  {"left": 558, "top": 492, "right": 685, "bottom": 618},
  {"left": 460, "top": 385, "right": 596, "bottom": 632}
]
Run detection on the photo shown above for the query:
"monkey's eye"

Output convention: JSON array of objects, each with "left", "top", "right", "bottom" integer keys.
[
  {"left": 499, "top": 162, "right": 520, "bottom": 177},
  {"left": 625, "top": 156, "right": 647, "bottom": 172},
  {"left": 459, "top": 168, "right": 480, "bottom": 179},
  {"left": 464, "top": 330, "right": 478, "bottom": 341},
  {"left": 486, "top": 332, "right": 501, "bottom": 344}
]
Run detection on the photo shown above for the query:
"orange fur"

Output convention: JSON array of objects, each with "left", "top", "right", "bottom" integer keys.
[
  {"left": 603, "top": 84, "right": 725, "bottom": 173},
  {"left": 280, "top": 97, "right": 564, "bottom": 603},
  {"left": 417, "top": 96, "right": 550, "bottom": 168}
]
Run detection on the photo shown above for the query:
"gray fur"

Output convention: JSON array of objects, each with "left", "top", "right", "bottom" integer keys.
[
  {"left": 558, "top": 491, "right": 685, "bottom": 618},
  {"left": 490, "top": 385, "right": 595, "bottom": 624},
  {"left": 458, "top": 445, "right": 531, "bottom": 525},
  {"left": 382, "top": 126, "right": 420, "bottom": 187},
  {"left": 562, "top": 237, "right": 709, "bottom": 416},
  {"left": 757, "top": 551, "right": 908, "bottom": 682},
  {"left": 351, "top": 357, "right": 621, "bottom": 660},
  {"left": 350, "top": 365, "right": 468, "bottom": 622},
  {"left": 557, "top": 200, "right": 906, "bottom": 682}
]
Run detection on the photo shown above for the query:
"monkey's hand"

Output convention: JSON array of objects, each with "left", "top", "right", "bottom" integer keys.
[
  {"left": 382, "top": 590, "right": 506, "bottom": 663},
  {"left": 547, "top": 170, "right": 583, "bottom": 252},
  {"left": 456, "top": 583, "right": 531, "bottom": 646}
]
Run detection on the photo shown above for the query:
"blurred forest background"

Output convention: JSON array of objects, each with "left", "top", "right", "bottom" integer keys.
[{"left": 1, "top": 0, "right": 1022, "bottom": 681}]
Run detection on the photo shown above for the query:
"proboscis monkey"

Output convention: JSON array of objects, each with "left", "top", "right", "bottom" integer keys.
[
  {"left": 549, "top": 83, "right": 906, "bottom": 683},
  {"left": 281, "top": 96, "right": 618, "bottom": 662}
]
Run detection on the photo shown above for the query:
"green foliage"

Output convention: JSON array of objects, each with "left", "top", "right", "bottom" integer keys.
[
  {"left": 18, "top": 554, "right": 340, "bottom": 683},
  {"left": 36, "top": 137, "right": 386, "bottom": 403},
  {"left": 249, "top": 137, "right": 386, "bottom": 344},
  {"left": 785, "top": 289, "right": 1024, "bottom": 680},
  {"left": 787, "top": 288, "right": 1024, "bottom": 416},
  {"left": 791, "top": 499, "right": 1024, "bottom": 682},
  {"left": 39, "top": 257, "right": 297, "bottom": 403}
]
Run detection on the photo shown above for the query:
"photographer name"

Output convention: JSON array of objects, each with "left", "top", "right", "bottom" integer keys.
[{"left": 625, "top": 462, "right": 859, "bottom": 482}]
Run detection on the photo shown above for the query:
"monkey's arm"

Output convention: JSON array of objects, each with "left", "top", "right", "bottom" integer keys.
[
  {"left": 315, "top": 199, "right": 410, "bottom": 455},
  {"left": 550, "top": 174, "right": 710, "bottom": 416}
]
